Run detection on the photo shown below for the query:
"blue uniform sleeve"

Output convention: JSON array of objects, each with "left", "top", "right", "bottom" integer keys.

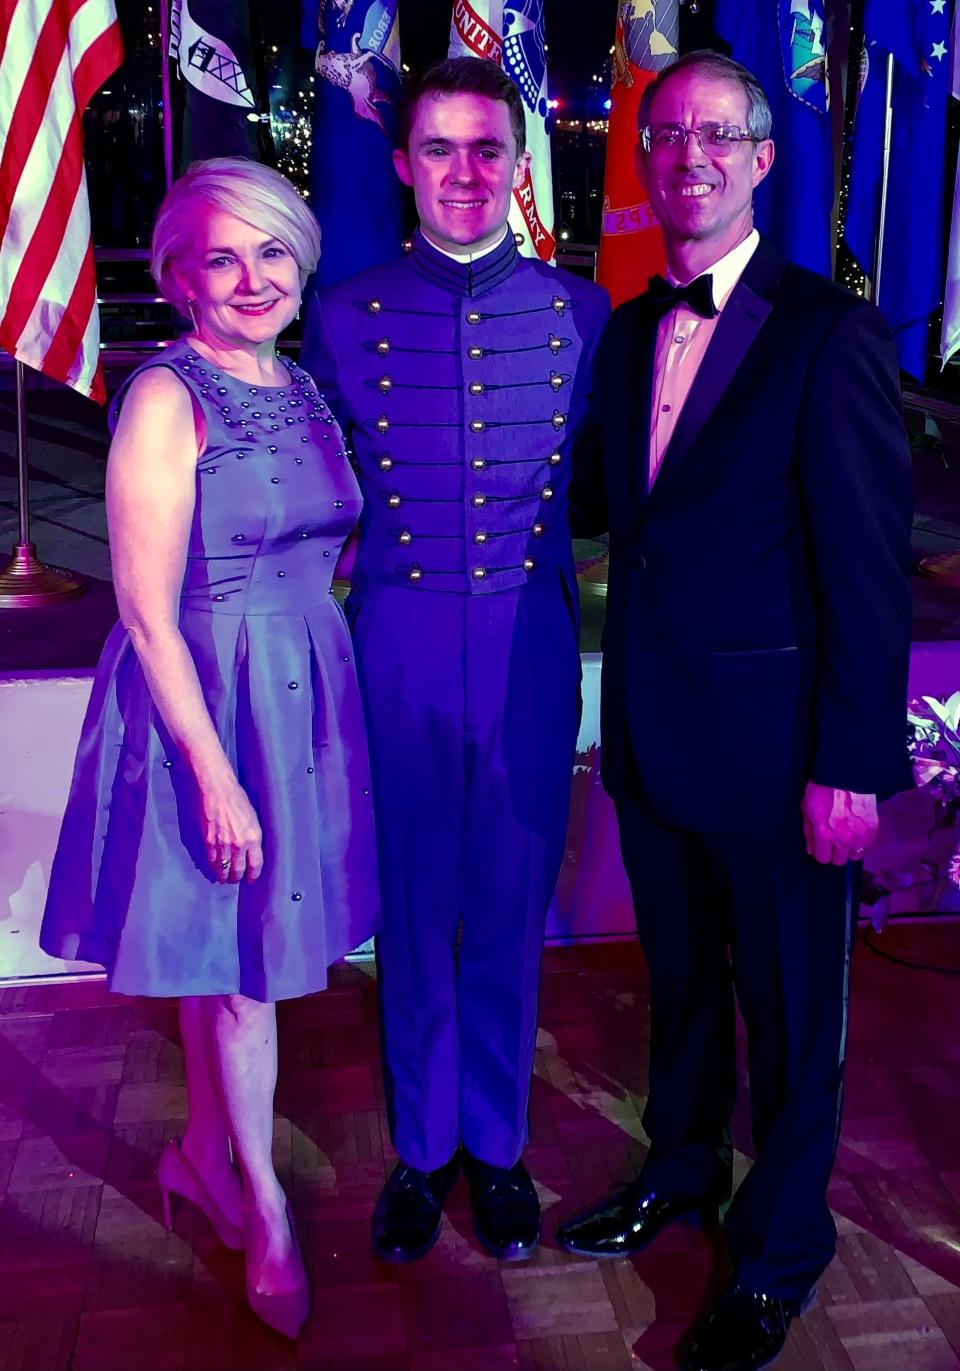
[
  {"left": 300, "top": 292, "right": 353, "bottom": 442},
  {"left": 568, "top": 290, "right": 614, "bottom": 540}
]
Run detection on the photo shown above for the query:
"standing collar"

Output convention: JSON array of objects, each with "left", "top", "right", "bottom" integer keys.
[{"left": 410, "top": 226, "right": 519, "bottom": 297}]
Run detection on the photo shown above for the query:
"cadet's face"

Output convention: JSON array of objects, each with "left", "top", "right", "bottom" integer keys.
[
  {"left": 638, "top": 69, "right": 773, "bottom": 256},
  {"left": 394, "top": 91, "right": 529, "bottom": 254}
]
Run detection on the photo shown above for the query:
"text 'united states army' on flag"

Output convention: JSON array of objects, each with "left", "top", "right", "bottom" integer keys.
[{"left": 449, "top": 0, "right": 556, "bottom": 264}]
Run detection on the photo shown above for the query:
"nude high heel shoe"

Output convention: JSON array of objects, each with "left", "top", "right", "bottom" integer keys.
[
  {"left": 157, "top": 1139, "right": 244, "bottom": 1251},
  {"left": 244, "top": 1202, "right": 310, "bottom": 1340}
]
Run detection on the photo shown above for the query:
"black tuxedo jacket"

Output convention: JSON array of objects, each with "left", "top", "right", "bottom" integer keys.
[{"left": 570, "top": 238, "right": 914, "bottom": 832}]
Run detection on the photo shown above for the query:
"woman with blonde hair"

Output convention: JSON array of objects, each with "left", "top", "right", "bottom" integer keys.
[{"left": 41, "top": 157, "right": 379, "bottom": 1339}]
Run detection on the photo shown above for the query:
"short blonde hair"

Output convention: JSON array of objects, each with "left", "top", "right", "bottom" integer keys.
[{"left": 151, "top": 157, "right": 321, "bottom": 313}]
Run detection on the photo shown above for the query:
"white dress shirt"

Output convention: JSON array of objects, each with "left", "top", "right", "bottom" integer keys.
[{"left": 649, "top": 229, "right": 759, "bottom": 487}]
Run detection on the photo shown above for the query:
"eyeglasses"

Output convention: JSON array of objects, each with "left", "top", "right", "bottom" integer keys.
[{"left": 640, "top": 122, "right": 759, "bottom": 155}]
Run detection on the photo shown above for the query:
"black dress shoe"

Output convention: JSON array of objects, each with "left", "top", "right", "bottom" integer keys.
[
  {"left": 371, "top": 1154, "right": 460, "bottom": 1263},
  {"left": 555, "top": 1182, "right": 719, "bottom": 1258},
  {"left": 464, "top": 1155, "right": 540, "bottom": 1260},
  {"left": 683, "top": 1285, "right": 800, "bottom": 1371}
]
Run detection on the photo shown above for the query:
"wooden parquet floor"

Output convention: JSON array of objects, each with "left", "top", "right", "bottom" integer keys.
[{"left": 1, "top": 926, "right": 959, "bottom": 1371}]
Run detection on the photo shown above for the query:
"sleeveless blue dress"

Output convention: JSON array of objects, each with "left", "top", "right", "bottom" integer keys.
[{"left": 39, "top": 339, "right": 380, "bottom": 1001}]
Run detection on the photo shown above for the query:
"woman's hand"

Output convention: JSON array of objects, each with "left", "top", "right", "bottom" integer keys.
[{"left": 201, "top": 778, "right": 264, "bottom": 883}]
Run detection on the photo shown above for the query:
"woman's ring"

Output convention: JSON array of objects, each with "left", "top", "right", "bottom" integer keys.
[{"left": 220, "top": 858, "right": 231, "bottom": 869}]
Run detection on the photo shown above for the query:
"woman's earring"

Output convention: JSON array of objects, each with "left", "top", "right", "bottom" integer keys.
[{"left": 186, "top": 298, "right": 200, "bottom": 332}]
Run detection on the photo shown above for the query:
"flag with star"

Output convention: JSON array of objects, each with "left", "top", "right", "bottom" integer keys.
[
  {"left": 597, "top": 1, "right": 677, "bottom": 308},
  {"left": 844, "top": 0, "right": 951, "bottom": 379},
  {"left": 715, "top": 0, "right": 834, "bottom": 277},
  {"left": 940, "top": 0, "right": 960, "bottom": 365}
]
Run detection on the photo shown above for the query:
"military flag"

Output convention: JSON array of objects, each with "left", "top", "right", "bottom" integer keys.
[
  {"left": 303, "top": 0, "right": 405, "bottom": 290},
  {"left": 715, "top": 0, "right": 833, "bottom": 278},
  {"left": 168, "top": 0, "right": 274, "bottom": 170},
  {"left": 845, "top": 0, "right": 950, "bottom": 380},
  {"left": 939, "top": 2, "right": 960, "bottom": 367},
  {"left": 597, "top": 1, "right": 677, "bottom": 308},
  {"left": 448, "top": 0, "right": 556, "bottom": 263}
]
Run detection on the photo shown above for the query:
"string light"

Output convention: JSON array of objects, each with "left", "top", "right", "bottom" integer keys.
[{"left": 272, "top": 80, "right": 312, "bottom": 196}]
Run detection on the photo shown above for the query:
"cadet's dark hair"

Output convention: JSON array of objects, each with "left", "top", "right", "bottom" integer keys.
[
  {"left": 398, "top": 56, "right": 526, "bottom": 158},
  {"left": 637, "top": 49, "right": 773, "bottom": 142}
]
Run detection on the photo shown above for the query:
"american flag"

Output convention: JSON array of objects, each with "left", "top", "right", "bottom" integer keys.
[{"left": 0, "top": 0, "right": 123, "bottom": 404}]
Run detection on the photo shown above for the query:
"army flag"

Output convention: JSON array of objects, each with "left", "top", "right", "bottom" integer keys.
[
  {"left": 939, "top": 1, "right": 960, "bottom": 367},
  {"left": 715, "top": 0, "right": 833, "bottom": 278},
  {"left": 448, "top": 0, "right": 556, "bottom": 263},
  {"left": 597, "top": 1, "right": 677, "bottom": 308},
  {"left": 304, "top": 0, "right": 405, "bottom": 290},
  {"left": 845, "top": 0, "right": 950, "bottom": 380},
  {"left": 168, "top": 0, "right": 274, "bottom": 170}
]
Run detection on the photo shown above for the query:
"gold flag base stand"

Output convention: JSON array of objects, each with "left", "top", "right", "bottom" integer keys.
[
  {"left": 918, "top": 548, "right": 960, "bottom": 590},
  {"left": 0, "top": 541, "right": 87, "bottom": 608}
]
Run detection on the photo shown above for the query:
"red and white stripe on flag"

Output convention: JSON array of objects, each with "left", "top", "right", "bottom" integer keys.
[
  {"left": 0, "top": 0, "right": 123, "bottom": 404},
  {"left": 448, "top": 0, "right": 556, "bottom": 264}
]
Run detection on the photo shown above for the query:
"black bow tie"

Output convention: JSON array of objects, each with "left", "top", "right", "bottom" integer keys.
[{"left": 647, "top": 272, "right": 718, "bottom": 319}]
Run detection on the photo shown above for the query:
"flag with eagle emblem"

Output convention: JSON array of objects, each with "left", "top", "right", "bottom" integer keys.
[
  {"left": 303, "top": 0, "right": 405, "bottom": 289},
  {"left": 448, "top": 0, "right": 556, "bottom": 263}
]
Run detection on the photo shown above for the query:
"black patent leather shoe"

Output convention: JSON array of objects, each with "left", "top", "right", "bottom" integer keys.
[
  {"left": 555, "top": 1183, "right": 719, "bottom": 1258},
  {"left": 683, "top": 1285, "right": 800, "bottom": 1371},
  {"left": 371, "top": 1154, "right": 460, "bottom": 1263},
  {"left": 464, "top": 1154, "right": 540, "bottom": 1261}
]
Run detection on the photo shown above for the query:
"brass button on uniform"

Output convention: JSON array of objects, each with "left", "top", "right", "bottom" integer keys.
[
  {"left": 550, "top": 374, "right": 564, "bottom": 391},
  {"left": 469, "top": 382, "right": 484, "bottom": 396},
  {"left": 468, "top": 346, "right": 483, "bottom": 359},
  {"left": 470, "top": 420, "right": 485, "bottom": 433},
  {"left": 471, "top": 458, "right": 485, "bottom": 470},
  {"left": 472, "top": 494, "right": 486, "bottom": 507},
  {"left": 368, "top": 299, "right": 382, "bottom": 314},
  {"left": 376, "top": 416, "right": 389, "bottom": 434},
  {"left": 549, "top": 451, "right": 562, "bottom": 466},
  {"left": 549, "top": 336, "right": 562, "bottom": 354},
  {"left": 552, "top": 295, "right": 567, "bottom": 314},
  {"left": 402, "top": 238, "right": 413, "bottom": 253},
  {"left": 474, "top": 530, "right": 488, "bottom": 544},
  {"left": 378, "top": 375, "right": 393, "bottom": 393},
  {"left": 409, "top": 565, "right": 423, "bottom": 582},
  {"left": 379, "top": 456, "right": 393, "bottom": 471},
  {"left": 552, "top": 413, "right": 566, "bottom": 429},
  {"left": 466, "top": 310, "right": 481, "bottom": 324},
  {"left": 523, "top": 557, "right": 535, "bottom": 572},
  {"left": 532, "top": 522, "right": 544, "bottom": 536},
  {"left": 541, "top": 485, "right": 554, "bottom": 500},
  {"left": 388, "top": 493, "right": 402, "bottom": 508},
  {"left": 398, "top": 529, "right": 412, "bottom": 545},
  {"left": 377, "top": 338, "right": 390, "bottom": 355},
  {"left": 472, "top": 567, "right": 486, "bottom": 579}
]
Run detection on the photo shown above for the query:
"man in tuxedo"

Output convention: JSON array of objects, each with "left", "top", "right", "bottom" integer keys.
[{"left": 556, "top": 50, "right": 913, "bottom": 1371}]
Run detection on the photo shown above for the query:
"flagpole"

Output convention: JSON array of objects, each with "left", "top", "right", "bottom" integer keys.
[
  {"left": 0, "top": 363, "right": 87, "bottom": 608},
  {"left": 871, "top": 52, "right": 896, "bottom": 303},
  {"left": 159, "top": 0, "right": 173, "bottom": 190}
]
